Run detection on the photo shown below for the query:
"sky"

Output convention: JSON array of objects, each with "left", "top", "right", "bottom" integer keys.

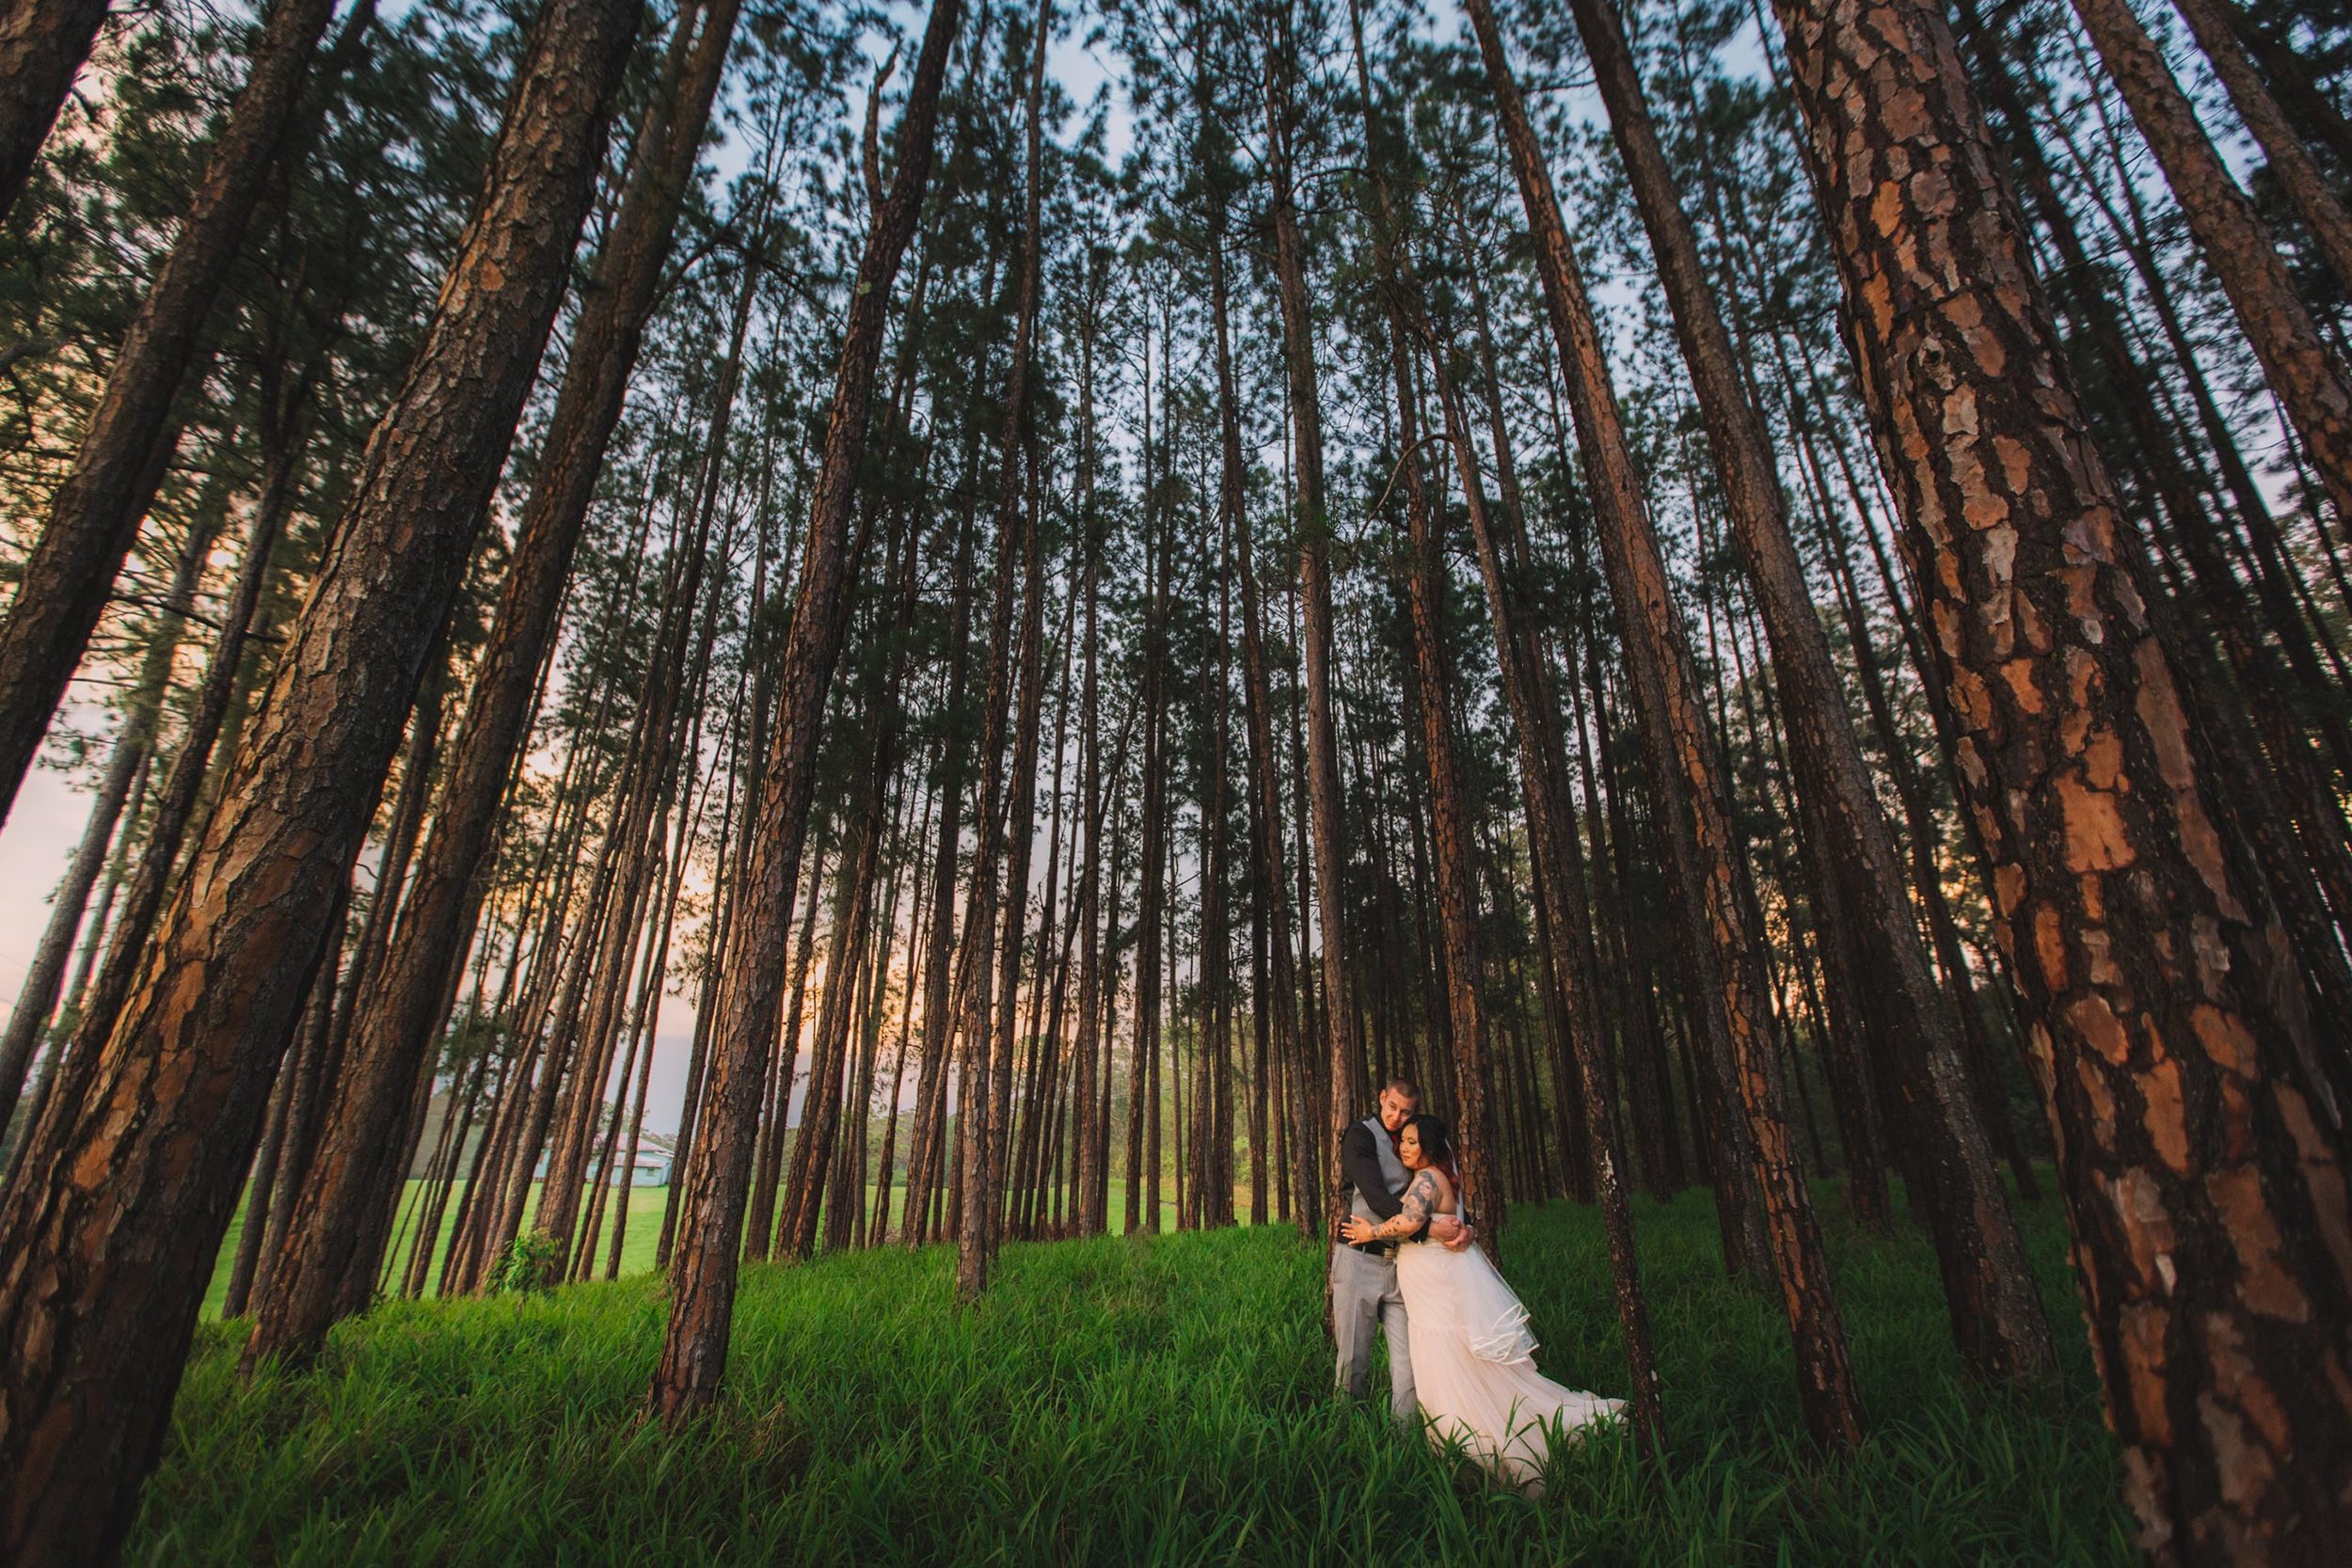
[{"left": 0, "top": 752, "right": 85, "bottom": 1022}]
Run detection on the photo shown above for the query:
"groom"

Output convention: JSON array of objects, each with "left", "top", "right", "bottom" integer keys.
[{"left": 1332, "top": 1077, "right": 1472, "bottom": 1425}]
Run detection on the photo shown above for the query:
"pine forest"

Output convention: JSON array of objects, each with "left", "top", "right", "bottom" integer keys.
[{"left": 1, "top": 0, "right": 2349, "bottom": 1560}]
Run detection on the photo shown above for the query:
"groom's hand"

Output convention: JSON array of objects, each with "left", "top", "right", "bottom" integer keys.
[{"left": 1430, "top": 1218, "right": 1475, "bottom": 1253}]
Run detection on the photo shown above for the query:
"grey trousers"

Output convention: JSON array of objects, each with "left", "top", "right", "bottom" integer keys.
[{"left": 1331, "top": 1243, "right": 1414, "bottom": 1426}]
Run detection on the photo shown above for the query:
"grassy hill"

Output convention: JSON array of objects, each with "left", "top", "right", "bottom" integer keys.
[{"left": 142, "top": 1188, "right": 2130, "bottom": 1565}]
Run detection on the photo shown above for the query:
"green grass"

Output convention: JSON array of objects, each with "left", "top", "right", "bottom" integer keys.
[
  {"left": 144, "top": 1186, "right": 2131, "bottom": 1566},
  {"left": 205, "top": 1181, "right": 1216, "bottom": 1320},
  {"left": 205, "top": 1181, "right": 680, "bottom": 1320}
]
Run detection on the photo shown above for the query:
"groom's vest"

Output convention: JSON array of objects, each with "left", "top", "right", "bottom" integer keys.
[{"left": 1348, "top": 1115, "right": 1409, "bottom": 1226}]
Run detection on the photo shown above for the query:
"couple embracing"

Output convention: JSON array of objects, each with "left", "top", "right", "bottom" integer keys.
[{"left": 1331, "top": 1078, "right": 1624, "bottom": 1491}]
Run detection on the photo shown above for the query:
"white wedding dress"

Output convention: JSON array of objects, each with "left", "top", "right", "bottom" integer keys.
[{"left": 1395, "top": 1191, "right": 1624, "bottom": 1490}]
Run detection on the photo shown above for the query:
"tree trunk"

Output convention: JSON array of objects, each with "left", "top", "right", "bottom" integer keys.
[
  {"left": 0, "top": 0, "right": 644, "bottom": 1551},
  {"left": 1952, "top": 0, "right": 2352, "bottom": 1042},
  {"left": 1344, "top": 0, "right": 1501, "bottom": 1246},
  {"left": 1220, "top": 209, "right": 1307, "bottom": 1240},
  {"left": 236, "top": 0, "right": 736, "bottom": 1367},
  {"left": 1263, "top": 20, "right": 1356, "bottom": 1242},
  {"left": 0, "top": 0, "right": 337, "bottom": 828},
  {"left": 784, "top": 828, "right": 878, "bottom": 1257},
  {"left": 1768, "top": 0, "right": 2352, "bottom": 1552},
  {"left": 1532, "top": 0, "right": 2056, "bottom": 1386},
  {"left": 0, "top": 0, "right": 110, "bottom": 221},
  {"left": 2169, "top": 0, "right": 2352, "bottom": 295},
  {"left": 649, "top": 0, "right": 960, "bottom": 1421},
  {"left": 1128, "top": 330, "right": 1170, "bottom": 1240},
  {"left": 900, "top": 505, "right": 977, "bottom": 1247},
  {"left": 750, "top": 839, "right": 831, "bottom": 1259},
  {"left": 1071, "top": 261, "right": 1109, "bottom": 1238},
  {"left": 789, "top": 526, "right": 921, "bottom": 1259},
  {"left": 39, "top": 436, "right": 300, "bottom": 1158},
  {"left": 955, "top": 0, "right": 1052, "bottom": 1302},
  {"left": 2217, "top": 0, "right": 2352, "bottom": 178},
  {"left": 0, "top": 487, "right": 221, "bottom": 1136},
  {"left": 540, "top": 250, "right": 751, "bottom": 1279},
  {"left": 1426, "top": 320, "right": 1665, "bottom": 1447},
  {"left": 2068, "top": 0, "right": 2352, "bottom": 529},
  {"left": 1467, "top": 0, "right": 1863, "bottom": 1449}
]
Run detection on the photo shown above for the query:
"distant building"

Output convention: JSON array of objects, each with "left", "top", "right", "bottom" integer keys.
[
  {"left": 624, "top": 1133, "right": 675, "bottom": 1187},
  {"left": 528, "top": 1131, "right": 675, "bottom": 1186},
  {"left": 410, "top": 1090, "right": 675, "bottom": 1186}
]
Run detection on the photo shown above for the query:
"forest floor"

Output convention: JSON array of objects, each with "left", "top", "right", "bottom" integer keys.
[{"left": 149, "top": 1184, "right": 2129, "bottom": 1566}]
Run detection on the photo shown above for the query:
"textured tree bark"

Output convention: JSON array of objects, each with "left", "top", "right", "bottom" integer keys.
[
  {"left": 1529, "top": 0, "right": 2056, "bottom": 1386},
  {"left": 1467, "top": 0, "right": 1862, "bottom": 1449},
  {"left": 2067, "top": 0, "right": 2352, "bottom": 528},
  {"left": 0, "top": 0, "right": 109, "bottom": 221},
  {"left": 0, "top": 0, "right": 337, "bottom": 830},
  {"left": 648, "top": 0, "right": 959, "bottom": 1421},
  {"left": 1953, "top": 0, "right": 2352, "bottom": 1044},
  {"left": 1769, "top": 0, "right": 2352, "bottom": 1554},
  {"left": 0, "top": 0, "right": 644, "bottom": 1550}
]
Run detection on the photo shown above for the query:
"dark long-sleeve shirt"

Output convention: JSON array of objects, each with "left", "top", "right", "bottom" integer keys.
[{"left": 1341, "top": 1119, "right": 1406, "bottom": 1223}]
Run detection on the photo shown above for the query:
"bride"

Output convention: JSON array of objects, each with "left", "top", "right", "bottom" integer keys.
[{"left": 1340, "top": 1114, "right": 1624, "bottom": 1491}]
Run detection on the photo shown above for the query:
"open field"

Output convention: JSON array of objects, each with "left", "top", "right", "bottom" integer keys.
[{"left": 153, "top": 1183, "right": 2129, "bottom": 1565}]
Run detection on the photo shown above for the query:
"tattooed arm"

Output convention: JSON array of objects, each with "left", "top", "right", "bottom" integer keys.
[{"left": 1343, "top": 1170, "right": 1439, "bottom": 1243}]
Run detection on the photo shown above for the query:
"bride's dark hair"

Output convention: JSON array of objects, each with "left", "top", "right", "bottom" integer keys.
[{"left": 1405, "top": 1114, "right": 1458, "bottom": 1187}]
